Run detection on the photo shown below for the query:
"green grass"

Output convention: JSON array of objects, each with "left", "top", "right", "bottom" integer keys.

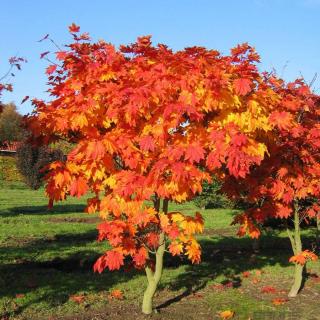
[{"left": 1, "top": 181, "right": 320, "bottom": 319}]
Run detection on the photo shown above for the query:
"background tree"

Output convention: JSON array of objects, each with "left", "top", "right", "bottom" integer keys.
[
  {"left": 0, "top": 103, "right": 24, "bottom": 145},
  {"left": 16, "top": 142, "right": 65, "bottom": 189},
  {"left": 27, "top": 25, "right": 280, "bottom": 314},
  {"left": 226, "top": 77, "right": 320, "bottom": 297},
  {"left": 193, "top": 176, "right": 233, "bottom": 209}
]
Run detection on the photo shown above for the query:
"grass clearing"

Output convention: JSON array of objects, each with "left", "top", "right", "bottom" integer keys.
[{"left": 1, "top": 181, "right": 320, "bottom": 319}]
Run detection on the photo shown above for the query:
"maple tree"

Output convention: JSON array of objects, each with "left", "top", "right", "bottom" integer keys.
[
  {"left": 27, "top": 24, "right": 280, "bottom": 314},
  {"left": 225, "top": 77, "right": 320, "bottom": 297}
]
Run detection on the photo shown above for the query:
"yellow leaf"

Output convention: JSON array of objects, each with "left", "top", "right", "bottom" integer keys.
[
  {"left": 71, "top": 113, "right": 88, "bottom": 129},
  {"left": 105, "top": 175, "right": 117, "bottom": 189},
  {"left": 100, "top": 72, "right": 116, "bottom": 81},
  {"left": 219, "top": 310, "right": 235, "bottom": 319},
  {"left": 171, "top": 212, "right": 185, "bottom": 223}
]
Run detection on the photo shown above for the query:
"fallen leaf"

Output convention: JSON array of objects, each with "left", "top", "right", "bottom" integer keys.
[
  {"left": 261, "top": 286, "right": 277, "bottom": 294},
  {"left": 272, "top": 298, "right": 289, "bottom": 305},
  {"left": 69, "top": 294, "right": 85, "bottom": 304},
  {"left": 242, "top": 271, "right": 251, "bottom": 278},
  {"left": 219, "top": 310, "right": 235, "bottom": 319},
  {"left": 109, "top": 289, "right": 123, "bottom": 300},
  {"left": 15, "top": 294, "right": 25, "bottom": 299},
  {"left": 252, "top": 277, "right": 260, "bottom": 284}
]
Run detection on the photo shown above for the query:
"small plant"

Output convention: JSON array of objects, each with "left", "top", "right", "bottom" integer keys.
[
  {"left": 193, "top": 177, "right": 233, "bottom": 209},
  {"left": 16, "top": 142, "right": 65, "bottom": 189}
]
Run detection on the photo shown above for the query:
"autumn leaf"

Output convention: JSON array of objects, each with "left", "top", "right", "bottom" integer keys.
[
  {"left": 46, "top": 65, "right": 57, "bottom": 75},
  {"left": 70, "top": 176, "right": 89, "bottom": 198},
  {"left": 139, "top": 135, "right": 155, "bottom": 152},
  {"left": 168, "top": 242, "right": 183, "bottom": 256},
  {"left": 109, "top": 289, "right": 123, "bottom": 300},
  {"left": 261, "top": 286, "right": 277, "bottom": 294},
  {"left": 69, "top": 23, "right": 80, "bottom": 33},
  {"left": 185, "top": 144, "right": 205, "bottom": 163},
  {"left": 69, "top": 294, "right": 85, "bottom": 304},
  {"left": 94, "top": 250, "right": 124, "bottom": 272},
  {"left": 272, "top": 298, "right": 289, "bottom": 305},
  {"left": 219, "top": 310, "right": 235, "bottom": 319},
  {"left": 233, "top": 78, "right": 251, "bottom": 96},
  {"left": 133, "top": 247, "right": 147, "bottom": 267},
  {"left": 269, "top": 111, "right": 293, "bottom": 130},
  {"left": 289, "top": 250, "right": 318, "bottom": 265}
]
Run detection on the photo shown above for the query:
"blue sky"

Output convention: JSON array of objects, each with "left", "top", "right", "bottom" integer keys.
[{"left": 1, "top": 0, "right": 319, "bottom": 114}]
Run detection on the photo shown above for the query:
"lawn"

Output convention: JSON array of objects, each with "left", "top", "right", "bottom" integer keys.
[{"left": 1, "top": 181, "right": 320, "bottom": 319}]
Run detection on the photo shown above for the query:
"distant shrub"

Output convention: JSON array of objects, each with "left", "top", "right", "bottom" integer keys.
[
  {"left": 193, "top": 177, "right": 234, "bottom": 209},
  {"left": 0, "top": 155, "right": 23, "bottom": 182},
  {"left": 16, "top": 143, "right": 65, "bottom": 189}
]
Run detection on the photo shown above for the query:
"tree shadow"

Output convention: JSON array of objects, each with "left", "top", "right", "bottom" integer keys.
[
  {"left": 2, "top": 204, "right": 86, "bottom": 217},
  {"left": 0, "top": 230, "right": 142, "bottom": 318},
  {"left": 156, "top": 231, "right": 317, "bottom": 310},
  {"left": 0, "top": 228, "right": 318, "bottom": 317}
]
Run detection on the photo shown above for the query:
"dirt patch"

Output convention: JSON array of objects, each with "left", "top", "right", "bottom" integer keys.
[
  {"left": 40, "top": 290, "right": 213, "bottom": 320},
  {"left": 47, "top": 217, "right": 100, "bottom": 224}
]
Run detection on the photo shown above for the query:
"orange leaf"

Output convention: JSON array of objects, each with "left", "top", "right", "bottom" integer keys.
[
  {"left": 219, "top": 310, "right": 235, "bottom": 319},
  {"left": 46, "top": 65, "right": 56, "bottom": 75},
  {"left": 70, "top": 176, "right": 89, "bottom": 198},
  {"left": 233, "top": 78, "right": 251, "bottom": 95},
  {"left": 272, "top": 298, "right": 288, "bottom": 305},
  {"left": 242, "top": 271, "right": 251, "bottom": 278},
  {"left": 69, "top": 23, "right": 80, "bottom": 33},
  {"left": 269, "top": 111, "right": 293, "bottom": 130},
  {"left": 109, "top": 289, "right": 123, "bottom": 300},
  {"left": 261, "top": 286, "right": 277, "bottom": 294},
  {"left": 69, "top": 294, "right": 85, "bottom": 304}
]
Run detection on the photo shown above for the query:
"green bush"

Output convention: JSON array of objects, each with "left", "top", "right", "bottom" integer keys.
[
  {"left": 0, "top": 155, "right": 23, "bottom": 182},
  {"left": 16, "top": 143, "right": 65, "bottom": 189},
  {"left": 193, "top": 177, "right": 234, "bottom": 209}
]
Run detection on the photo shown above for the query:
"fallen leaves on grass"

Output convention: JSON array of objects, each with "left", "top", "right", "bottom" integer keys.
[
  {"left": 219, "top": 310, "right": 235, "bottom": 319},
  {"left": 261, "top": 286, "right": 277, "bottom": 294},
  {"left": 209, "top": 281, "right": 234, "bottom": 291},
  {"left": 251, "top": 277, "right": 260, "bottom": 284},
  {"left": 15, "top": 294, "right": 25, "bottom": 299},
  {"left": 272, "top": 298, "right": 289, "bottom": 305},
  {"left": 242, "top": 271, "right": 251, "bottom": 278},
  {"left": 108, "top": 289, "right": 123, "bottom": 300},
  {"left": 69, "top": 294, "right": 85, "bottom": 304}
]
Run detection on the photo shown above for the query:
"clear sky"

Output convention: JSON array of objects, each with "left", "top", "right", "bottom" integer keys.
[{"left": 1, "top": 0, "right": 319, "bottom": 114}]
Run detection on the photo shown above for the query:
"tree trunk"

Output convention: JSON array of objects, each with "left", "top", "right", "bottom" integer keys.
[
  {"left": 287, "top": 206, "right": 303, "bottom": 297},
  {"left": 141, "top": 198, "right": 167, "bottom": 314}
]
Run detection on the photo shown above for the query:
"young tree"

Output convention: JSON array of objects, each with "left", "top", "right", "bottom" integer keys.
[
  {"left": 27, "top": 25, "right": 278, "bottom": 314},
  {"left": 226, "top": 77, "right": 320, "bottom": 297}
]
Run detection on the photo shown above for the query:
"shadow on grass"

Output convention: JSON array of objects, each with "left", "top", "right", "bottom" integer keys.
[
  {"left": 156, "top": 232, "right": 318, "bottom": 310},
  {"left": 2, "top": 204, "right": 86, "bottom": 217},
  {"left": 0, "top": 230, "right": 318, "bottom": 318},
  {"left": 0, "top": 230, "right": 141, "bottom": 318}
]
